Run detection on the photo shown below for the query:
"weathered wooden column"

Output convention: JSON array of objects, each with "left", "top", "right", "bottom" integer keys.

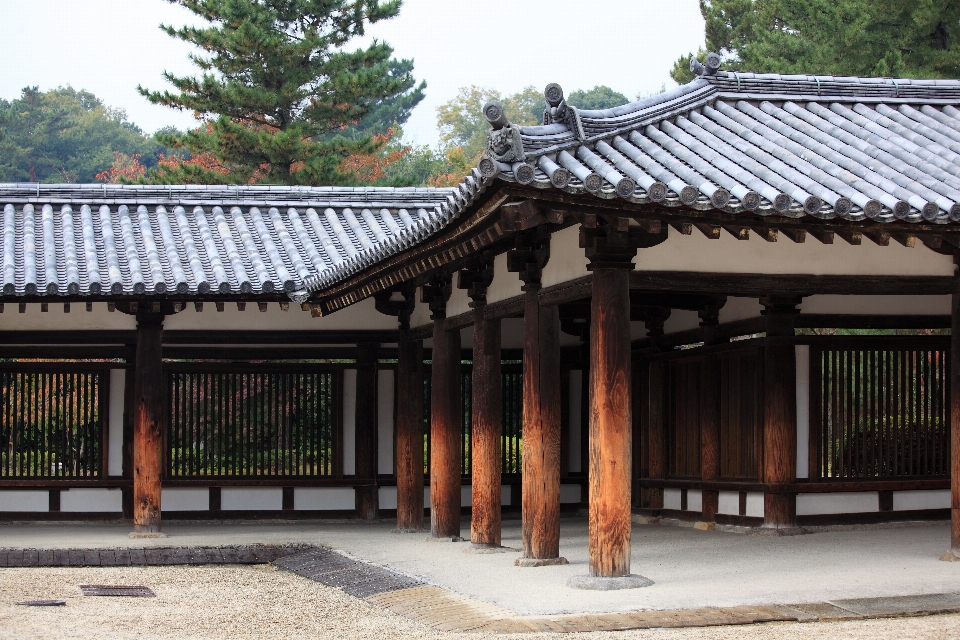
[
  {"left": 509, "top": 231, "right": 564, "bottom": 565},
  {"left": 944, "top": 288, "right": 960, "bottom": 560},
  {"left": 425, "top": 275, "right": 462, "bottom": 540},
  {"left": 354, "top": 342, "right": 380, "bottom": 520},
  {"left": 570, "top": 222, "right": 662, "bottom": 589},
  {"left": 761, "top": 296, "right": 801, "bottom": 529},
  {"left": 132, "top": 311, "right": 164, "bottom": 536},
  {"left": 646, "top": 359, "right": 667, "bottom": 512},
  {"left": 698, "top": 304, "right": 722, "bottom": 526},
  {"left": 459, "top": 261, "right": 503, "bottom": 548},
  {"left": 395, "top": 327, "right": 425, "bottom": 532}
]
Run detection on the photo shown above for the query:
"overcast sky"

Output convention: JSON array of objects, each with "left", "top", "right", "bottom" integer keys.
[{"left": 0, "top": 0, "right": 705, "bottom": 147}]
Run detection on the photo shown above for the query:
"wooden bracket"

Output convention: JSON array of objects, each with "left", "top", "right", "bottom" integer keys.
[
  {"left": 507, "top": 229, "right": 551, "bottom": 285},
  {"left": 862, "top": 229, "right": 890, "bottom": 247},
  {"left": 194, "top": 302, "right": 203, "bottom": 312},
  {"left": 891, "top": 232, "right": 916, "bottom": 248},
  {"left": 779, "top": 228, "right": 806, "bottom": 243},
  {"left": 635, "top": 218, "right": 662, "bottom": 234},
  {"left": 722, "top": 225, "right": 750, "bottom": 240},
  {"left": 834, "top": 229, "right": 862, "bottom": 245},
  {"left": 693, "top": 222, "right": 721, "bottom": 239},
  {"left": 751, "top": 226, "right": 778, "bottom": 242},
  {"left": 457, "top": 253, "right": 496, "bottom": 301},
  {"left": 807, "top": 228, "right": 834, "bottom": 244},
  {"left": 501, "top": 200, "right": 561, "bottom": 232},
  {"left": 669, "top": 221, "right": 693, "bottom": 235}
]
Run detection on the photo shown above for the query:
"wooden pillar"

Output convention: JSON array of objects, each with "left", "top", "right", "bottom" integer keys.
[
  {"left": 761, "top": 296, "right": 801, "bottom": 529},
  {"left": 460, "top": 259, "right": 502, "bottom": 547},
  {"left": 588, "top": 265, "right": 634, "bottom": 576},
  {"left": 646, "top": 360, "right": 666, "bottom": 511},
  {"left": 133, "top": 312, "right": 164, "bottom": 534},
  {"left": 699, "top": 305, "right": 722, "bottom": 524},
  {"left": 426, "top": 276, "right": 462, "bottom": 539},
  {"left": 950, "top": 291, "right": 960, "bottom": 552},
  {"left": 355, "top": 342, "right": 380, "bottom": 520},
  {"left": 395, "top": 333, "right": 424, "bottom": 531},
  {"left": 519, "top": 282, "right": 562, "bottom": 559}
]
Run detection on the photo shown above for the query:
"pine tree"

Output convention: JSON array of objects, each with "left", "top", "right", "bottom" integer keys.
[
  {"left": 139, "top": 0, "right": 424, "bottom": 185},
  {"left": 671, "top": 0, "right": 960, "bottom": 84}
]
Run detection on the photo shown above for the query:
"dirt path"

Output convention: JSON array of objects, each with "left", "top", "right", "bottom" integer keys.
[{"left": 1, "top": 565, "right": 958, "bottom": 640}]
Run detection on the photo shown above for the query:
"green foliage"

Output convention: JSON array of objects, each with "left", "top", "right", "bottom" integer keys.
[
  {"left": 671, "top": 0, "right": 960, "bottom": 84},
  {"left": 566, "top": 85, "right": 630, "bottom": 110},
  {"left": 435, "top": 85, "right": 543, "bottom": 162},
  {"left": 139, "top": 0, "right": 424, "bottom": 186},
  {"left": 0, "top": 86, "right": 165, "bottom": 183}
]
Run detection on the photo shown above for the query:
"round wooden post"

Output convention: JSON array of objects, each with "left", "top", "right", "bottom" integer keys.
[
  {"left": 395, "top": 334, "right": 424, "bottom": 531},
  {"left": 430, "top": 311, "right": 462, "bottom": 539},
  {"left": 646, "top": 359, "right": 666, "bottom": 511},
  {"left": 519, "top": 283, "right": 563, "bottom": 561},
  {"left": 699, "top": 306, "right": 722, "bottom": 525},
  {"left": 471, "top": 300, "right": 502, "bottom": 546},
  {"left": 588, "top": 266, "right": 633, "bottom": 577},
  {"left": 949, "top": 292, "right": 960, "bottom": 552},
  {"left": 761, "top": 296, "right": 800, "bottom": 529},
  {"left": 354, "top": 343, "right": 380, "bottom": 521},
  {"left": 133, "top": 312, "right": 164, "bottom": 535}
]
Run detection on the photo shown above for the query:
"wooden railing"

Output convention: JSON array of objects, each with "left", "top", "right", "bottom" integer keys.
[{"left": 0, "top": 364, "right": 106, "bottom": 479}]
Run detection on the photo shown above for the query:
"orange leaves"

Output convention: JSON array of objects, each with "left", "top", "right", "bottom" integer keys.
[
  {"left": 338, "top": 128, "right": 410, "bottom": 183},
  {"left": 95, "top": 152, "right": 146, "bottom": 183},
  {"left": 158, "top": 152, "right": 232, "bottom": 176}
]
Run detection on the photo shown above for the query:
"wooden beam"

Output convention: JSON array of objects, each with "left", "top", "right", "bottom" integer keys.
[
  {"left": 751, "top": 226, "right": 778, "bottom": 243},
  {"left": 133, "top": 312, "right": 164, "bottom": 534},
  {"left": 520, "top": 284, "right": 562, "bottom": 561},
  {"left": 891, "top": 232, "right": 916, "bottom": 248},
  {"left": 862, "top": 229, "right": 890, "bottom": 247},
  {"left": 693, "top": 222, "right": 721, "bottom": 239},
  {"left": 630, "top": 272, "right": 957, "bottom": 296},
  {"left": 834, "top": 229, "right": 862, "bottom": 245},
  {"left": 779, "top": 228, "right": 806, "bottom": 243},
  {"left": 668, "top": 221, "right": 692, "bottom": 236},
  {"left": 722, "top": 225, "right": 749, "bottom": 241},
  {"left": 471, "top": 300, "right": 502, "bottom": 547},
  {"left": 395, "top": 335, "right": 425, "bottom": 532},
  {"left": 950, "top": 291, "right": 960, "bottom": 552}
]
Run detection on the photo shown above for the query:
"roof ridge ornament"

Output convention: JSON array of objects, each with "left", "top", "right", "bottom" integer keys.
[
  {"left": 541, "top": 83, "right": 585, "bottom": 140},
  {"left": 690, "top": 52, "right": 722, "bottom": 77},
  {"left": 484, "top": 100, "right": 526, "bottom": 163}
]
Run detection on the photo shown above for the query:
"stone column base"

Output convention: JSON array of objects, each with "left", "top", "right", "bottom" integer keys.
[
  {"left": 514, "top": 556, "right": 568, "bottom": 567},
  {"left": 567, "top": 574, "right": 654, "bottom": 590}
]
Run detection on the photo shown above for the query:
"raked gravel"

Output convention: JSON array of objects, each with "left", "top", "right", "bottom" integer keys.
[{"left": 1, "top": 565, "right": 959, "bottom": 640}]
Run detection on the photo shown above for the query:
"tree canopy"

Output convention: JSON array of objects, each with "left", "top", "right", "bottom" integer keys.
[
  {"left": 139, "top": 0, "right": 424, "bottom": 185},
  {"left": 0, "top": 86, "right": 166, "bottom": 183},
  {"left": 672, "top": 0, "right": 960, "bottom": 84},
  {"left": 435, "top": 85, "right": 543, "bottom": 162},
  {"left": 566, "top": 86, "right": 630, "bottom": 110}
]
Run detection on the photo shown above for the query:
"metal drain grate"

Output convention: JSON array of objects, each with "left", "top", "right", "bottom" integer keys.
[
  {"left": 275, "top": 549, "right": 424, "bottom": 599},
  {"left": 80, "top": 585, "right": 156, "bottom": 597},
  {"left": 17, "top": 600, "right": 66, "bottom": 606}
]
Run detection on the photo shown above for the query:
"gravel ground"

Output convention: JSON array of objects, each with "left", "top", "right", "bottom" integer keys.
[{"left": 1, "top": 565, "right": 959, "bottom": 640}]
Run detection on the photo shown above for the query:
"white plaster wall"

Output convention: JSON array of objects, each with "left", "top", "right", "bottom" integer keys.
[
  {"left": 409, "top": 289, "right": 433, "bottom": 330},
  {"left": 796, "top": 345, "right": 810, "bottom": 479},
  {"left": 568, "top": 370, "right": 583, "bottom": 473},
  {"left": 162, "top": 488, "right": 208, "bottom": 511},
  {"left": 663, "top": 309, "right": 701, "bottom": 335},
  {"left": 461, "top": 485, "right": 472, "bottom": 507},
  {"left": 379, "top": 486, "right": 398, "bottom": 509},
  {"left": 541, "top": 225, "right": 589, "bottom": 288},
  {"left": 560, "top": 484, "right": 582, "bottom": 504},
  {"left": 745, "top": 492, "right": 764, "bottom": 518},
  {"left": 664, "top": 488, "right": 682, "bottom": 511},
  {"left": 295, "top": 487, "right": 355, "bottom": 511},
  {"left": 721, "top": 297, "right": 763, "bottom": 323},
  {"left": 487, "top": 253, "right": 523, "bottom": 304},
  {"left": 447, "top": 282, "right": 471, "bottom": 318},
  {"left": 107, "top": 369, "right": 125, "bottom": 477},
  {"left": 687, "top": 489, "right": 703, "bottom": 513},
  {"left": 342, "top": 369, "right": 357, "bottom": 476},
  {"left": 221, "top": 487, "right": 282, "bottom": 511},
  {"left": 377, "top": 369, "right": 395, "bottom": 475},
  {"left": 0, "top": 302, "right": 136, "bottom": 331},
  {"left": 634, "top": 230, "right": 954, "bottom": 276},
  {"left": 501, "top": 485, "right": 512, "bottom": 506},
  {"left": 164, "top": 296, "right": 397, "bottom": 331},
  {"left": 0, "top": 490, "right": 48, "bottom": 512},
  {"left": 718, "top": 490, "right": 739, "bottom": 515},
  {"left": 796, "top": 492, "right": 878, "bottom": 516},
  {"left": 60, "top": 488, "right": 122, "bottom": 512},
  {"left": 800, "top": 295, "right": 951, "bottom": 315},
  {"left": 893, "top": 489, "right": 951, "bottom": 511}
]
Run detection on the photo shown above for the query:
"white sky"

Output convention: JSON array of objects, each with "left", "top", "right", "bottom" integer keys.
[{"left": 0, "top": 0, "right": 705, "bottom": 147}]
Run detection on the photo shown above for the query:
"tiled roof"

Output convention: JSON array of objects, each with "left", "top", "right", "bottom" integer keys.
[
  {"left": 0, "top": 183, "right": 487, "bottom": 302},
  {"left": 487, "top": 71, "right": 960, "bottom": 224}
]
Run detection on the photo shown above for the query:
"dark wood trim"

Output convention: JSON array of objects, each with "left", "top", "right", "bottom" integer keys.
[
  {"left": 0, "top": 331, "right": 137, "bottom": 345},
  {"left": 444, "top": 310, "right": 475, "bottom": 330},
  {"left": 0, "top": 512, "right": 124, "bottom": 522},
  {"left": 715, "top": 513, "right": 764, "bottom": 527},
  {"left": 796, "top": 314, "right": 952, "bottom": 330},
  {"left": 0, "top": 347, "right": 130, "bottom": 359},
  {"left": 99, "top": 371, "right": 110, "bottom": 480},
  {"left": 631, "top": 272, "right": 957, "bottom": 296},
  {"left": 658, "top": 508, "right": 702, "bottom": 522},
  {"left": 635, "top": 477, "right": 949, "bottom": 493},
  {"left": 539, "top": 276, "right": 592, "bottom": 306},
  {"left": 163, "top": 347, "right": 361, "bottom": 360},
  {"left": 162, "top": 330, "right": 400, "bottom": 344},
  {"left": 797, "top": 508, "right": 950, "bottom": 527},
  {"left": 484, "top": 295, "right": 524, "bottom": 320},
  {"left": 0, "top": 479, "right": 134, "bottom": 488}
]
